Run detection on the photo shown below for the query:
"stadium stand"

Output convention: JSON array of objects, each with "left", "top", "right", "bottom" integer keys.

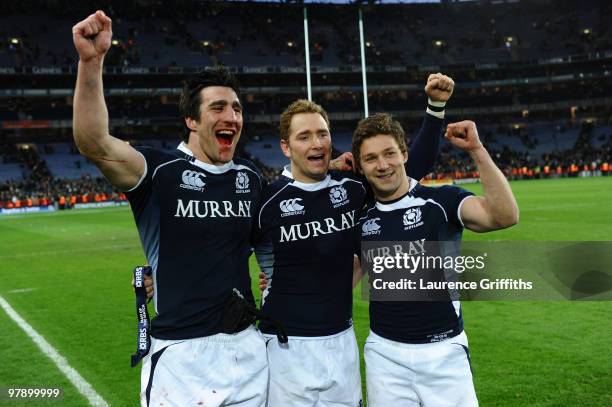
[
  {"left": 1, "top": 0, "right": 611, "bottom": 209},
  {"left": 1, "top": 0, "right": 609, "bottom": 67},
  {"left": 0, "top": 163, "right": 25, "bottom": 182}
]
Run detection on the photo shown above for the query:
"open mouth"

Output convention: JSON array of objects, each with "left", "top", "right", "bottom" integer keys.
[
  {"left": 215, "top": 129, "right": 235, "bottom": 147},
  {"left": 307, "top": 154, "right": 325, "bottom": 164}
]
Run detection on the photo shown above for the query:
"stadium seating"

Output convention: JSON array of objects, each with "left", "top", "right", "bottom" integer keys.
[
  {"left": 244, "top": 136, "right": 289, "bottom": 168},
  {"left": 36, "top": 143, "right": 101, "bottom": 179},
  {"left": 0, "top": 163, "right": 25, "bottom": 182},
  {"left": 1, "top": 0, "right": 609, "bottom": 199},
  {"left": 1, "top": 0, "right": 608, "bottom": 67}
]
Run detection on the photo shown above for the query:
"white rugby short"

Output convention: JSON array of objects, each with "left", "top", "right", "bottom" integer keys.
[
  {"left": 364, "top": 330, "right": 478, "bottom": 407},
  {"left": 140, "top": 325, "right": 268, "bottom": 407},
  {"left": 264, "top": 327, "right": 363, "bottom": 407}
]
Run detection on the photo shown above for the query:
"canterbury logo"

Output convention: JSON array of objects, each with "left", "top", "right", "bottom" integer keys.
[
  {"left": 280, "top": 198, "right": 304, "bottom": 213},
  {"left": 180, "top": 170, "right": 206, "bottom": 191},
  {"left": 362, "top": 218, "right": 381, "bottom": 234}
]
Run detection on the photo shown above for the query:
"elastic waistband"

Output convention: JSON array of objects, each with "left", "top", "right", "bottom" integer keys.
[
  {"left": 367, "top": 329, "right": 464, "bottom": 348},
  {"left": 264, "top": 326, "right": 354, "bottom": 341},
  {"left": 153, "top": 325, "right": 259, "bottom": 346}
]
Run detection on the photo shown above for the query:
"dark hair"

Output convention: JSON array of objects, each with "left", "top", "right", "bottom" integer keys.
[
  {"left": 279, "top": 99, "right": 330, "bottom": 142},
  {"left": 352, "top": 113, "right": 406, "bottom": 169},
  {"left": 178, "top": 66, "right": 241, "bottom": 141}
]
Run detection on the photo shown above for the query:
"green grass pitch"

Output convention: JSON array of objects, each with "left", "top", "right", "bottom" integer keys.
[{"left": 0, "top": 177, "right": 611, "bottom": 406}]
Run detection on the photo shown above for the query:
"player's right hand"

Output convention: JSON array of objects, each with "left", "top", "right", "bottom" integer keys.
[
  {"left": 330, "top": 152, "right": 356, "bottom": 172},
  {"left": 72, "top": 10, "right": 113, "bottom": 62}
]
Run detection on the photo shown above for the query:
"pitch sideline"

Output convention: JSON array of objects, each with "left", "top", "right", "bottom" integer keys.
[{"left": 0, "top": 294, "right": 109, "bottom": 406}]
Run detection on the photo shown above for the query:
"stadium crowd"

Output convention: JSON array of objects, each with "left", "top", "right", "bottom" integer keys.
[
  {"left": 0, "top": 176, "right": 127, "bottom": 209},
  {"left": 428, "top": 143, "right": 612, "bottom": 181},
  {"left": 4, "top": 76, "right": 609, "bottom": 123},
  {"left": 2, "top": 125, "right": 610, "bottom": 209},
  {"left": 0, "top": 145, "right": 126, "bottom": 209},
  {"left": 2, "top": 0, "right": 610, "bottom": 210},
  {"left": 429, "top": 121, "right": 612, "bottom": 180}
]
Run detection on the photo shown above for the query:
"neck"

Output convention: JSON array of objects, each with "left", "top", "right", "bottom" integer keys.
[
  {"left": 184, "top": 139, "right": 216, "bottom": 165},
  {"left": 290, "top": 165, "right": 327, "bottom": 184},
  {"left": 375, "top": 175, "right": 412, "bottom": 202}
]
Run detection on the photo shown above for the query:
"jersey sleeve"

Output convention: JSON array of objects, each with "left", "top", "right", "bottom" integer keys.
[
  {"left": 405, "top": 112, "right": 443, "bottom": 181},
  {"left": 251, "top": 199, "right": 275, "bottom": 285},
  {"left": 124, "top": 147, "right": 169, "bottom": 217},
  {"left": 436, "top": 185, "right": 475, "bottom": 228}
]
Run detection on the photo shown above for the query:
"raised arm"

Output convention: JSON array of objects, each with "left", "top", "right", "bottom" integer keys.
[
  {"left": 72, "top": 10, "right": 144, "bottom": 190},
  {"left": 446, "top": 121, "right": 519, "bottom": 232},
  {"left": 406, "top": 73, "right": 454, "bottom": 180}
]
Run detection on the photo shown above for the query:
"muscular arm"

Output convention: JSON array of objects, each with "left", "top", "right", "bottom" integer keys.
[
  {"left": 460, "top": 147, "right": 519, "bottom": 232},
  {"left": 72, "top": 10, "right": 144, "bottom": 190},
  {"left": 446, "top": 121, "right": 519, "bottom": 232}
]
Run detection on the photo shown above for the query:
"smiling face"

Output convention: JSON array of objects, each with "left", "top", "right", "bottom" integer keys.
[
  {"left": 358, "top": 134, "right": 410, "bottom": 201},
  {"left": 184, "top": 86, "right": 243, "bottom": 165},
  {"left": 280, "top": 112, "right": 332, "bottom": 183}
]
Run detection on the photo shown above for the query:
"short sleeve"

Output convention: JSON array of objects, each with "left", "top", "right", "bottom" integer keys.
[
  {"left": 435, "top": 185, "right": 475, "bottom": 228},
  {"left": 125, "top": 147, "right": 169, "bottom": 217}
]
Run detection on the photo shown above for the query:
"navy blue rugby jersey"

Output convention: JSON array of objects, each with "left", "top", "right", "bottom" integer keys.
[
  {"left": 359, "top": 179, "right": 475, "bottom": 343},
  {"left": 253, "top": 111, "right": 444, "bottom": 337},
  {"left": 253, "top": 169, "right": 366, "bottom": 336},
  {"left": 126, "top": 143, "right": 265, "bottom": 340}
]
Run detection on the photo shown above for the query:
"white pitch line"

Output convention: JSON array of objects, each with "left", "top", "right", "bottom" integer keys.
[
  {"left": 7, "top": 288, "right": 37, "bottom": 294},
  {"left": 0, "top": 295, "right": 109, "bottom": 407},
  {"left": 0, "top": 244, "right": 140, "bottom": 259}
]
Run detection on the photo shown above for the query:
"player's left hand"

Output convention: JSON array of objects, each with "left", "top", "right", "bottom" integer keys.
[
  {"left": 258, "top": 272, "right": 268, "bottom": 293},
  {"left": 132, "top": 273, "right": 154, "bottom": 299},
  {"left": 329, "top": 152, "right": 355, "bottom": 172},
  {"left": 425, "top": 73, "right": 454, "bottom": 103},
  {"left": 144, "top": 274, "right": 154, "bottom": 299},
  {"left": 445, "top": 120, "right": 484, "bottom": 153}
]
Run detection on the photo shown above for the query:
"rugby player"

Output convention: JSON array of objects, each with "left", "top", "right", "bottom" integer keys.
[
  {"left": 252, "top": 74, "right": 454, "bottom": 406},
  {"left": 72, "top": 11, "right": 269, "bottom": 406},
  {"left": 353, "top": 114, "right": 519, "bottom": 406}
]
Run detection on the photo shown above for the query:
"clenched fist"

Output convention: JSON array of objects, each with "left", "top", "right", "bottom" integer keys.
[
  {"left": 259, "top": 272, "right": 268, "bottom": 294},
  {"left": 425, "top": 73, "right": 454, "bottom": 103},
  {"left": 445, "top": 121, "right": 484, "bottom": 153},
  {"left": 72, "top": 10, "right": 113, "bottom": 63},
  {"left": 132, "top": 272, "right": 154, "bottom": 300},
  {"left": 330, "top": 152, "right": 355, "bottom": 172}
]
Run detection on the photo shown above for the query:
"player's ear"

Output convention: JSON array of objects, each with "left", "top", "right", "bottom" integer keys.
[
  {"left": 280, "top": 138, "right": 291, "bottom": 159},
  {"left": 185, "top": 116, "right": 198, "bottom": 132},
  {"left": 403, "top": 150, "right": 408, "bottom": 163}
]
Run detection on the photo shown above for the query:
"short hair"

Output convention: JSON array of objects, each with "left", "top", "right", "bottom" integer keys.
[
  {"left": 178, "top": 66, "right": 241, "bottom": 141},
  {"left": 279, "top": 99, "right": 330, "bottom": 142},
  {"left": 352, "top": 113, "right": 407, "bottom": 169}
]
